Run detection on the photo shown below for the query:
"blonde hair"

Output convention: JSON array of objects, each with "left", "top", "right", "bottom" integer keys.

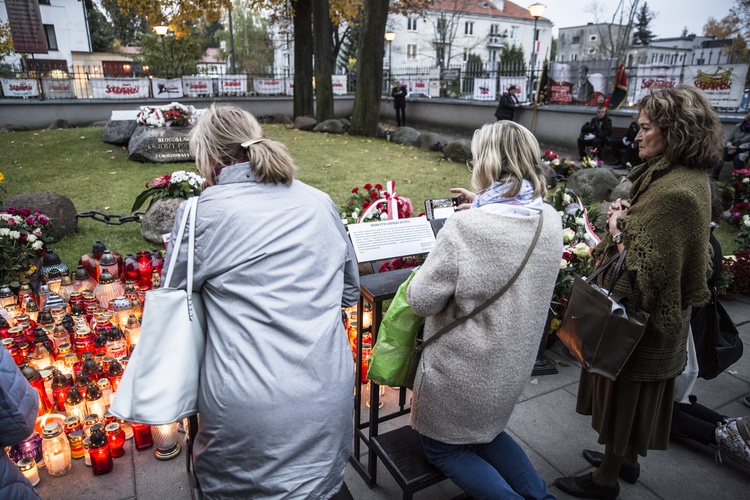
[
  {"left": 189, "top": 104, "right": 297, "bottom": 185},
  {"left": 637, "top": 85, "right": 723, "bottom": 170},
  {"left": 470, "top": 121, "right": 547, "bottom": 198}
]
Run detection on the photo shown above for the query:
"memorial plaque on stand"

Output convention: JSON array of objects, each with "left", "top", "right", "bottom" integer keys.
[{"left": 128, "top": 126, "right": 194, "bottom": 163}]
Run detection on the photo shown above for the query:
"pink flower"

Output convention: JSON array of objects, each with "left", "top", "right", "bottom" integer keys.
[
  {"left": 33, "top": 228, "right": 42, "bottom": 237},
  {"left": 5, "top": 206, "right": 17, "bottom": 215},
  {"left": 19, "top": 232, "right": 28, "bottom": 243},
  {"left": 38, "top": 215, "right": 49, "bottom": 225},
  {"left": 25, "top": 216, "right": 36, "bottom": 225},
  {"left": 6, "top": 217, "right": 15, "bottom": 226},
  {"left": 19, "top": 208, "right": 31, "bottom": 217},
  {"left": 151, "top": 174, "right": 171, "bottom": 188},
  {"left": 34, "top": 210, "right": 43, "bottom": 216}
]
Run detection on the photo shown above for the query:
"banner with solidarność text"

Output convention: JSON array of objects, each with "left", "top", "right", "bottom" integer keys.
[{"left": 90, "top": 78, "right": 150, "bottom": 99}]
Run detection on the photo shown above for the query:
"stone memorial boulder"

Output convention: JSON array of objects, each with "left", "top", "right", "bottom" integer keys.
[
  {"left": 128, "top": 126, "right": 194, "bottom": 163},
  {"left": 542, "top": 164, "right": 558, "bottom": 188},
  {"left": 4, "top": 192, "right": 77, "bottom": 242},
  {"left": 443, "top": 139, "right": 472, "bottom": 163},
  {"left": 566, "top": 168, "right": 620, "bottom": 201},
  {"left": 294, "top": 116, "right": 318, "bottom": 131},
  {"left": 102, "top": 120, "right": 137, "bottom": 146},
  {"left": 140, "top": 197, "right": 186, "bottom": 244},
  {"left": 313, "top": 119, "right": 346, "bottom": 134},
  {"left": 391, "top": 127, "right": 420, "bottom": 146},
  {"left": 270, "top": 113, "right": 292, "bottom": 124},
  {"left": 415, "top": 132, "right": 447, "bottom": 152},
  {"left": 609, "top": 179, "right": 632, "bottom": 201}
]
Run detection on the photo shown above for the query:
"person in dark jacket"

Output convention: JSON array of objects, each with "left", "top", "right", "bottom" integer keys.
[
  {"left": 494, "top": 85, "right": 520, "bottom": 121},
  {"left": 609, "top": 120, "right": 640, "bottom": 166},
  {"left": 0, "top": 349, "right": 42, "bottom": 499},
  {"left": 392, "top": 81, "right": 407, "bottom": 127},
  {"left": 577, "top": 106, "right": 612, "bottom": 160}
]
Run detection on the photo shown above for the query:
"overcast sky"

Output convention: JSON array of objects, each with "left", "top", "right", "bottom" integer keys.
[{"left": 542, "top": 0, "right": 736, "bottom": 38}]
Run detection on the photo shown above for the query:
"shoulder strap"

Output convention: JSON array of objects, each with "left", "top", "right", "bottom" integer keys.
[
  {"left": 162, "top": 196, "right": 198, "bottom": 295},
  {"left": 417, "top": 211, "right": 544, "bottom": 353}
]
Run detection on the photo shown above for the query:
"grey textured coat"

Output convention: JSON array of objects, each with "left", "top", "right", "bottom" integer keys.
[
  {"left": 164, "top": 163, "right": 360, "bottom": 499},
  {"left": 0, "top": 348, "right": 41, "bottom": 499},
  {"left": 407, "top": 205, "right": 561, "bottom": 444}
]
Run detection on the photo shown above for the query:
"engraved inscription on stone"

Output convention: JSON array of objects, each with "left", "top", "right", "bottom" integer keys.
[{"left": 128, "top": 126, "right": 195, "bottom": 163}]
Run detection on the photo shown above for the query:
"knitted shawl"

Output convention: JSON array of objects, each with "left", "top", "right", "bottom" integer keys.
[{"left": 598, "top": 156, "right": 711, "bottom": 339}]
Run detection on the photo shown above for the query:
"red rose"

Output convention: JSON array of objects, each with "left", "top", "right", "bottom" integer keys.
[
  {"left": 370, "top": 191, "right": 378, "bottom": 199},
  {"left": 352, "top": 187, "right": 359, "bottom": 193},
  {"left": 362, "top": 201, "right": 369, "bottom": 208},
  {"left": 374, "top": 184, "right": 383, "bottom": 190},
  {"left": 363, "top": 183, "right": 372, "bottom": 190}
]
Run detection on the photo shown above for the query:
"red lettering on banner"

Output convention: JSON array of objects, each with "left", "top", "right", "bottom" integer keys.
[
  {"left": 188, "top": 82, "right": 208, "bottom": 89},
  {"left": 641, "top": 78, "right": 676, "bottom": 90},
  {"left": 224, "top": 81, "right": 241, "bottom": 87},
  {"left": 48, "top": 84, "right": 69, "bottom": 91},
  {"left": 9, "top": 83, "right": 33, "bottom": 91},
  {"left": 106, "top": 85, "right": 140, "bottom": 95},
  {"left": 414, "top": 82, "right": 426, "bottom": 89}
]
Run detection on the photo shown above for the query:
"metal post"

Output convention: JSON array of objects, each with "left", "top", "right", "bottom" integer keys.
[
  {"left": 160, "top": 36, "right": 169, "bottom": 80},
  {"left": 388, "top": 40, "right": 392, "bottom": 86},
  {"left": 529, "top": 17, "right": 539, "bottom": 102}
]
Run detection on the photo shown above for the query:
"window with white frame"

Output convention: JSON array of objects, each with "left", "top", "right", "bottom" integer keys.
[
  {"left": 463, "top": 49, "right": 468, "bottom": 61},
  {"left": 589, "top": 34, "right": 598, "bottom": 42},
  {"left": 489, "top": 49, "right": 497, "bottom": 61},
  {"left": 490, "top": 24, "right": 499, "bottom": 35},
  {"left": 510, "top": 26, "right": 519, "bottom": 39},
  {"left": 465, "top": 22, "right": 474, "bottom": 35},
  {"left": 407, "top": 44, "right": 417, "bottom": 59},
  {"left": 407, "top": 17, "right": 418, "bottom": 31}
]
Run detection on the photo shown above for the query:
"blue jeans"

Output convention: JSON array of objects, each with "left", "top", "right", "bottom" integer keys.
[{"left": 421, "top": 432, "right": 556, "bottom": 500}]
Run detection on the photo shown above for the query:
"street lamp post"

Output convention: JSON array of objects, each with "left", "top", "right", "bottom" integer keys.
[
  {"left": 527, "top": 3, "right": 546, "bottom": 102},
  {"left": 153, "top": 25, "right": 169, "bottom": 80},
  {"left": 385, "top": 31, "right": 396, "bottom": 88}
]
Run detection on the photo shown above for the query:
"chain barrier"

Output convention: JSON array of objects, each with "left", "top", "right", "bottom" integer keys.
[{"left": 76, "top": 211, "right": 144, "bottom": 225}]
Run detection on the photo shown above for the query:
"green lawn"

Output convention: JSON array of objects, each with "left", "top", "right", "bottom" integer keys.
[
  {"left": 0, "top": 125, "right": 471, "bottom": 269},
  {"left": 0, "top": 125, "right": 739, "bottom": 273}
]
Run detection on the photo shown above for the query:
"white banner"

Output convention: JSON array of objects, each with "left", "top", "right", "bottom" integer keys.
[
  {"left": 90, "top": 78, "right": 149, "bottom": 99},
  {"left": 286, "top": 79, "right": 294, "bottom": 96},
  {"left": 332, "top": 75, "right": 347, "bottom": 95},
  {"left": 1, "top": 78, "right": 39, "bottom": 97},
  {"left": 428, "top": 80, "right": 440, "bottom": 97},
  {"left": 632, "top": 65, "right": 681, "bottom": 105},
  {"left": 41, "top": 78, "right": 75, "bottom": 99},
  {"left": 182, "top": 76, "right": 213, "bottom": 97},
  {"left": 409, "top": 77, "right": 430, "bottom": 95},
  {"left": 219, "top": 75, "right": 247, "bottom": 94},
  {"left": 685, "top": 64, "right": 749, "bottom": 108},
  {"left": 253, "top": 78, "right": 283, "bottom": 95},
  {"left": 152, "top": 77, "right": 184, "bottom": 99},
  {"left": 473, "top": 78, "right": 497, "bottom": 101},
  {"left": 499, "top": 77, "right": 527, "bottom": 99}
]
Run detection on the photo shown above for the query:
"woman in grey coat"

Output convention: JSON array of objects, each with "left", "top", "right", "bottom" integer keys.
[
  {"left": 164, "top": 105, "right": 360, "bottom": 499},
  {"left": 407, "top": 121, "right": 561, "bottom": 499}
]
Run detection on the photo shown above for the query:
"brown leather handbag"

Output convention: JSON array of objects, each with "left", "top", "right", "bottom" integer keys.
[{"left": 557, "top": 251, "right": 649, "bottom": 380}]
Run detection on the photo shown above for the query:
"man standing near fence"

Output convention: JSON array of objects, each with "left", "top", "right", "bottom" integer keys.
[
  {"left": 495, "top": 85, "right": 520, "bottom": 121},
  {"left": 392, "top": 81, "right": 407, "bottom": 127}
]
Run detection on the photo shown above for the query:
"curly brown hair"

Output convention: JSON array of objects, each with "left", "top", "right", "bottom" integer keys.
[{"left": 637, "top": 85, "right": 723, "bottom": 170}]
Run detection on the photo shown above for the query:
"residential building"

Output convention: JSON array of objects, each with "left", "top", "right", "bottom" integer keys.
[
  {"left": 386, "top": 0, "right": 553, "bottom": 71},
  {"left": 0, "top": 0, "right": 92, "bottom": 72},
  {"left": 556, "top": 23, "right": 629, "bottom": 62}
]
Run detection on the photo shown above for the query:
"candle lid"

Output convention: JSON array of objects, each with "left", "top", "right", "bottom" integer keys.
[
  {"left": 16, "top": 457, "right": 36, "bottom": 471},
  {"left": 42, "top": 422, "right": 63, "bottom": 438}
]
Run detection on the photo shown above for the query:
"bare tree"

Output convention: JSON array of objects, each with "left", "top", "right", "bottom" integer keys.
[
  {"left": 427, "top": 0, "right": 485, "bottom": 69},
  {"left": 586, "top": 0, "right": 641, "bottom": 61}
]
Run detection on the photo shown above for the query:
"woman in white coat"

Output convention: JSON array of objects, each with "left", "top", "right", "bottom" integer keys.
[
  {"left": 164, "top": 105, "right": 360, "bottom": 499},
  {"left": 407, "top": 121, "right": 561, "bottom": 499}
]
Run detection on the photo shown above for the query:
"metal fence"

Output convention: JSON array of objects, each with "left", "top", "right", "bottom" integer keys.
[{"left": 1, "top": 58, "right": 748, "bottom": 112}]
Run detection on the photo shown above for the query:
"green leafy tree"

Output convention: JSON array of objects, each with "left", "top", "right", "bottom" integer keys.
[
  {"left": 0, "top": 22, "right": 14, "bottom": 60},
  {"left": 87, "top": 3, "right": 115, "bottom": 52},
  {"left": 102, "top": 0, "right": 150, "bottom": 46},
  {"left": 216, "top": 2, "right": 273, "bottom": 74},
  {"left": 632, "top": 2, "right": 655, "bottom": 45},
  {"left": 134, "top": 31, "right": 204, "bottom": 78}
]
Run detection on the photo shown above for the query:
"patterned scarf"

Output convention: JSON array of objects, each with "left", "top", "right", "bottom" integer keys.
[{"left": 472, "top": 179, "right": 544, "bottom": 214}]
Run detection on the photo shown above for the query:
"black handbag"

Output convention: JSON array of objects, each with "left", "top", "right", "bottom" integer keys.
[
  {"left": 557, "top": 251, "right": 650, "bottom": 381},
  {"left": 691, "top": 289, "right": 743, "bottom": 380},
  {"left": 403, "top": 212, "right": 544, "bottom": 390}
]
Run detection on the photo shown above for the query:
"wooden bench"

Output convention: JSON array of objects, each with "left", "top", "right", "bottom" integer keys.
[{"left": 370, "top": 426, "right": 447, "bottom": 500}]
